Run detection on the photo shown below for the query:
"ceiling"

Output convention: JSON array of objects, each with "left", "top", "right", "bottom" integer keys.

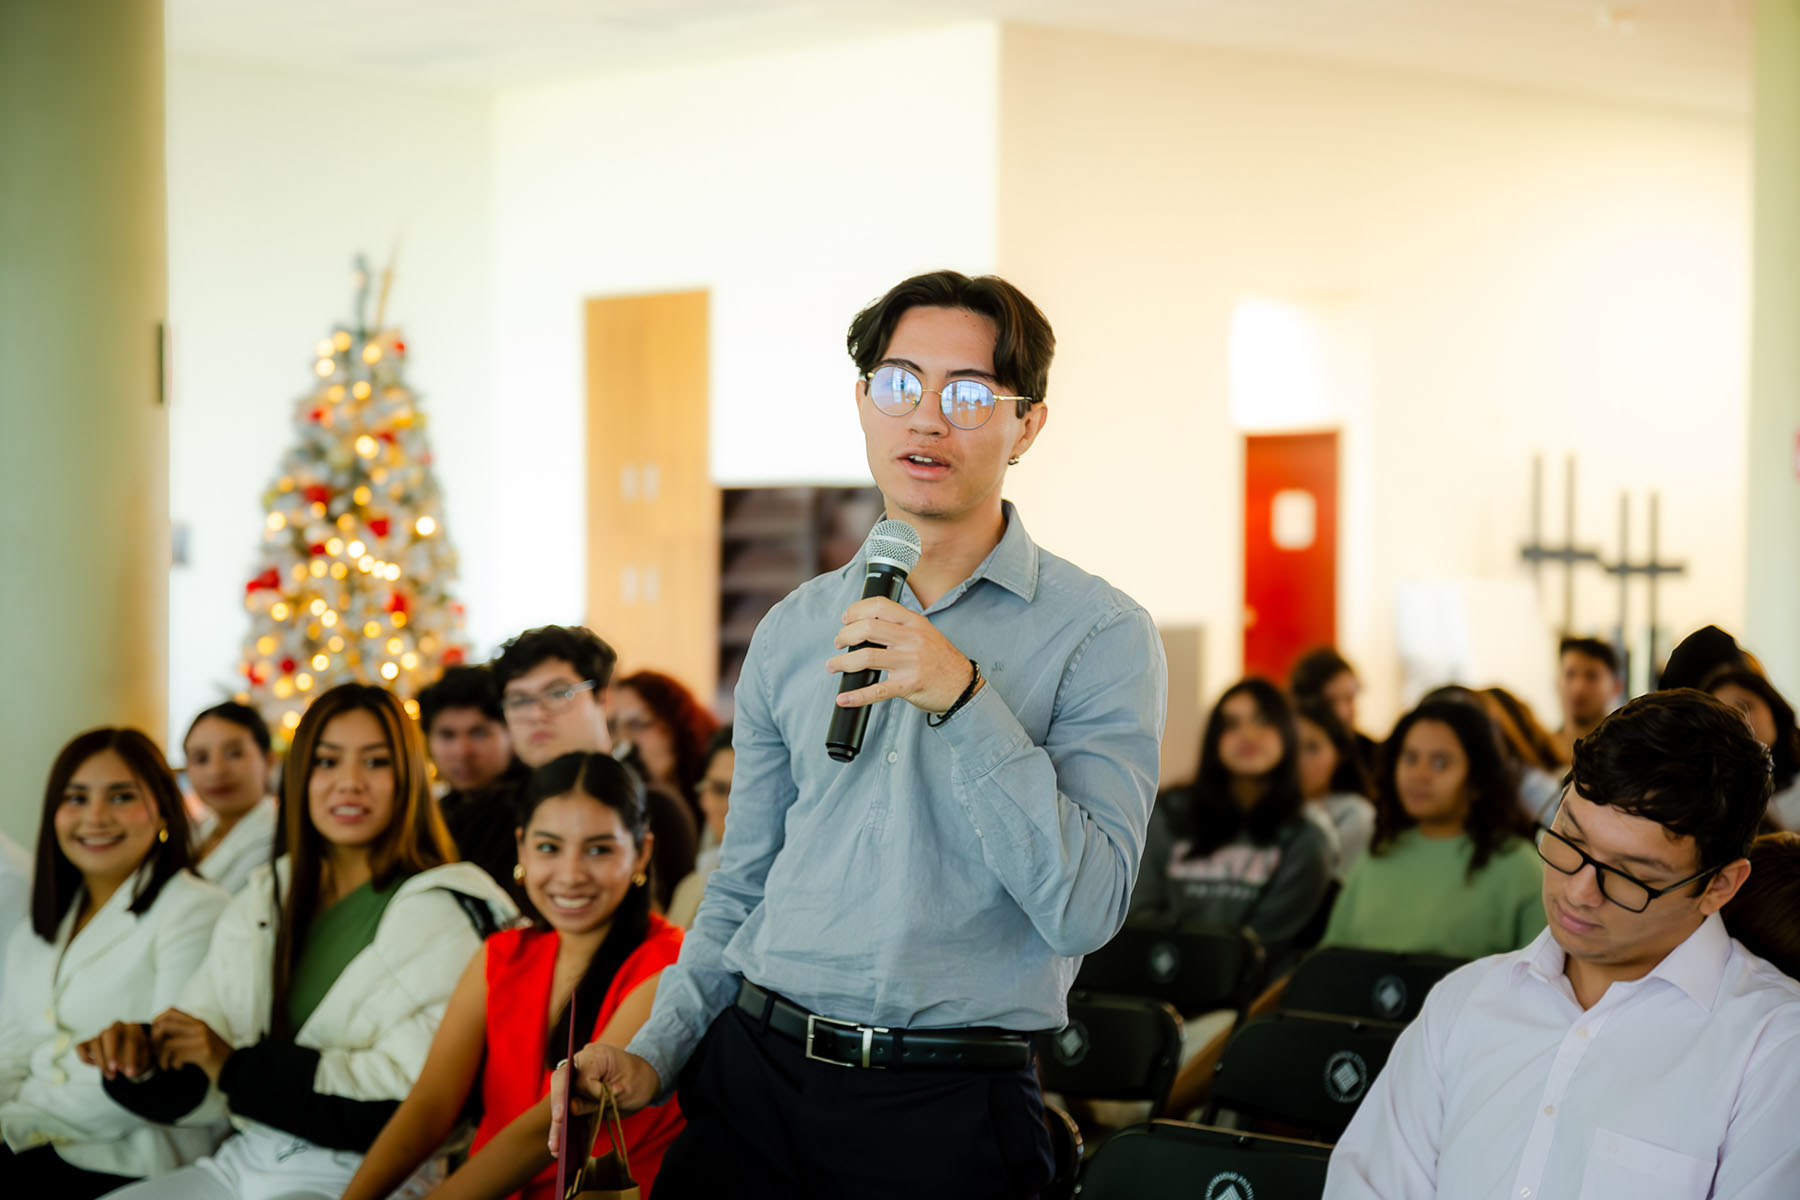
[{"left": 166, "top": 0, "right": 1753, "bottom": 115}]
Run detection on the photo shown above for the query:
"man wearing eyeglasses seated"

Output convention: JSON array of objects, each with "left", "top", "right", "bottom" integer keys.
[
  {"left": 461, "top": 625, "right": 697, "bottom": 913},
  {"left": 551, "top": 271, "right": 1167, "bottom": 1197},
  {"left": 1327, "top": 689, "right": 1800, "bottom": 1200}
]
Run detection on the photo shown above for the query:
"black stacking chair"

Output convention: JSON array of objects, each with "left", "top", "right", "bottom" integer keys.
[
  {"left": 1042, "top": 1103, "right": 1085, "bottom": 1200},
  {"left": 1074, "top": 1120, "right": 1332, "bottom": 1199},
  {"left": 1206, "top": 1012, "right": 1405, "bottom": 1142},
  {"left": 1075, "top": 919, "right": 1265, "bottom": 1017},
  {"left": 1036, "top": 991, "right": 1184, "bottom": 1111},
  {"left": 1281, "top": 946, "right": 1466, "bottom": 1024}
]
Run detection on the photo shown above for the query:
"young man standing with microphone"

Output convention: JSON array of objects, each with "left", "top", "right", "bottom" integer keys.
[{"left": 553, "top": 271, "right": 1167, "bottom": 1197}]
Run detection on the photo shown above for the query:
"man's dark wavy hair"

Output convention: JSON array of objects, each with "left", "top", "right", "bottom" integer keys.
[
  {"left": 1571, "top": 689, "right": 1771, "bottom": 879},
  {"left": 846, "top": 270, "right": 1055, "bottom": 412}
]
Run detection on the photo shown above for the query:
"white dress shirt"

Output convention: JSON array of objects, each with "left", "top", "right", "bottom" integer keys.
[
  {"left": 1326, "top": 915, "right": 1800, "bottom": 1200},
  {"left": 190, "top": 797, "right": 277, "bottom": 895}
]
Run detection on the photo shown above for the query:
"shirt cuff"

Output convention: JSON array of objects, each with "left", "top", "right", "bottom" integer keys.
[{"left": 930, "top": 674, "right": 1031, "bottom": 781}]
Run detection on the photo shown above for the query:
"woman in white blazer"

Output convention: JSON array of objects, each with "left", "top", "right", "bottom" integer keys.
[
  {"left": 88, "top": 683, "right": 517, "bottom": 1200},
  {"left": 182, "top": 702, "right": 279, "bottom": 895},
  {"left": 0, "top": 728, "right": 231, "bottom": 1197}
]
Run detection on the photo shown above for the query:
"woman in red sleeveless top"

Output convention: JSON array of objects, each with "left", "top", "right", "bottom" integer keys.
[{"left": 341, "top": 752, "right": 684, "bottom": 1200}]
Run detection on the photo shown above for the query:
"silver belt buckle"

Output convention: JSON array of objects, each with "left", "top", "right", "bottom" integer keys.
[{"left": 804, "top": 1012, "right": 889, "bottom": 1069}]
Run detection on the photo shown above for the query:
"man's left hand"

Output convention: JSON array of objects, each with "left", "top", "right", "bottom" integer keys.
[{"left": 829, "top": 597, "right": 977, "bottom": 714}]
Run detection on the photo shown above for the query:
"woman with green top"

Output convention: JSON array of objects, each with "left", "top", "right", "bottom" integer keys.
[
  {"left": 1324, "top": 697, "right": 1545, "bottom": 960},
  {"left": 82, "top": 684, "right": 516, "bottom": 1200}
]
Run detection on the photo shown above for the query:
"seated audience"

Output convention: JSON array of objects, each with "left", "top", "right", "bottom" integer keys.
[
  {"left": 341, "top": 752, "right": 683, "bottom": 1200},
  {"left": 1481, "top": 686, "right": 1567, "bottom": 824},
  {"left": 1723, "top": 831, "right": 1800, "bottom": 979},
  {"left": 419, "top": 664, "right": 527, "bottom": 894},
  {"left": 1, "top": 729, "right": 229, "bottom": 1196},
  {"left": 1324, "top": 699, "right": 1545, "bottom": 959},
  {"left": 666, "top": 726, "right": 733, "bottom": 929},
  {"left": 1132, "top": 678, "right": 1333, "bottom": 971},
  {"left": 1294, "top": 698, "right": 1376, "bottom": 882},
  {"left": 85, "top": 684, "right": 516, "bottom": 1200},
  {"left": 491, "top": 627, "right": 696, "bottom": 914},
  {"left": 181, "top": 702, "right": 278, "bottom": 894},
  {"left": 1549, "top": 635, "right": 1622, "bottom": 762},
  {"left": 1705, "top": 666, "right": 1800, "bottom": 830},
  {"left": 609, "top": 670, "right": 719, "bottom": 835},
  {"left": 1291, "top": 647, "right": 1379, "bottom": 777},
  {"left": 1327, "top": 691, "right": 1800, "bottom": 1199}
]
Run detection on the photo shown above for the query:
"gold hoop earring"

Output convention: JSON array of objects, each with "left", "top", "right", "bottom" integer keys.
[
  {"left": 631, "top": 871, "right": 648, "bottom": 888},
  {"left": 512, "top": 863, "right": 524, "bottom": 882},
  {"left": 157, "top": 825, "right": 169, "bottom": 844}
]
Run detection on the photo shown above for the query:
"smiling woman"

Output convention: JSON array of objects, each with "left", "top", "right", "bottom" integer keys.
[
  {"left": 89, "top": 684, "right": 519, "bottom": 1200},
  {"left": 0, "top": 728, "right": 229, "bottom": 1196}
]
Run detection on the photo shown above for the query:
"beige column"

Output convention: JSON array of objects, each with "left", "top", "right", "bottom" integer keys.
[
  {"left": 1746, "top": 0, "right": 1800, "bottom": 688},
  {"left": 0, "top": 0, "right": 168, "bottom": 847}
]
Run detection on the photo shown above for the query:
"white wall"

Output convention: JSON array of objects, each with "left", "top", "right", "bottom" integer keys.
[
  {"left": 995, "top": 27, "right": 1749, "bottom": 730},
  {"left": 166, "top": 56, "right": 494, "bottom": 744},
  {"left": 487, "top": 22, "right": 1000, "bottom": 645}
]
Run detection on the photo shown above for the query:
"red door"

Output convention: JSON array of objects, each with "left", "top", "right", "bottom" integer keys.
[{"left": 1244, "top": 432, "right": 1339, "bottom": 683}]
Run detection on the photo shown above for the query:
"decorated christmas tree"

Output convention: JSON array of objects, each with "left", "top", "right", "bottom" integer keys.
[{"left": 236, "top": 257, "right": 468, "bottom": 739}]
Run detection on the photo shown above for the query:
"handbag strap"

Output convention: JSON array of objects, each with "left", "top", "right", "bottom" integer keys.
[{"left": 555, "top": 981, "right": 580, "bottom": 1199}]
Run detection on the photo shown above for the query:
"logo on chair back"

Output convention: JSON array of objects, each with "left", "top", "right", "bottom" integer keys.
[
  {"left": 1204, "top": 1171, "right": 1253, "bottom": 1200},
  {"left": 1053, "top": 1019, "right": 1089, "bottom": 1066},
  {"left": 1324, "top": 1050, "right": 1369, "bottom": 1103},
  {"left": 1146, "top": 940, "right": 1181, "bottom": 983},
  {"left": 1372, "top": 974, "right": 1407, "bottom": 1018}
]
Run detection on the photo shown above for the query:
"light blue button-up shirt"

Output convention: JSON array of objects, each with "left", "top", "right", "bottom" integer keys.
[{"left": 628, "top": 503, "right": 1168, "bottom": 1093}]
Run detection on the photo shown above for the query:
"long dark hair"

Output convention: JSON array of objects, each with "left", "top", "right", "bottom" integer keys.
[
  {"left": 1481, "top": 686, "right": 1565, "bottom": 771},
  {"left": 1174, "top": 678, "right": 1305, "bottom": 857},
  {"left": 271, "top": 684, "right": 453, "bottom": 1036},
  {"left": 32, "top": 729, "right": 195, "bottom": 941},
  {"left": 1294, "top": 698, "right": 1372, "bottom": 798},
  {"left": 1703, "top": 667, "right": 1800, "bottom": 792},
  {"left": 1372, "top": 699, "right": 1528, "bottom": 877},
  {"left": 521, "top": 752, "right": 652, "bottom": 1069}
]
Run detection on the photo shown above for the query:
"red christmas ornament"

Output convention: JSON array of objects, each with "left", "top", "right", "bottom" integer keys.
[
  {"left": 368, "top": 517, "right": 391, "bottom": 538},
  {"left": 308, "top": 407, "right": 327, "bottom": 424},
  {"left": 442, "top": 646, "right": 465, "bottom": 666},
  {"left": 393, "top": 339, "right": 405, "bottom": 354},
  {"left": 245, "top": 664, "right": 265, "bottom": 686},
  {"left": 279, "top": 657, "right": 297, "bottom": 674},
  {"left": 308, "top": 542, "right": 327, "bottom": 557},
  {"left": 245, "top": 567, "right": 281, "bottom": 594},
  {"left": 376, "top": 431, "right": 396, "bottom": 446},
  {"left": 384, "top": 592, "right": 410, "bottom": 615},
  {"left": 303, "top": 484, "right": 331, "bottom": 505}
]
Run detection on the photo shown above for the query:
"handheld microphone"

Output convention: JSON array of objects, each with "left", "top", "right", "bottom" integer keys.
[{"left": 826, "top": 519, "right": 923, "bottom": 763}]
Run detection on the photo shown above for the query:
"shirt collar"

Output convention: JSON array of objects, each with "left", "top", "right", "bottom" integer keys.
[
  {"left": 851, "top": 500, "right": 1040, "bottom": 604},
  {"left": 1511, "top": 913, "right": 1733, "bottom": 1011}
]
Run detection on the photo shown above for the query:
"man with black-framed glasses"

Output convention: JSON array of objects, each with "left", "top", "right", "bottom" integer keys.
[{"left": 1327, "top": 688, "right": 1800, "bottom": 1199}]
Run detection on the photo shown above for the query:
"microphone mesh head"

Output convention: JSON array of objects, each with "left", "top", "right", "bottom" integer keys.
[{"left": 866, "top": 519, "right": 922, "bottom": 573}]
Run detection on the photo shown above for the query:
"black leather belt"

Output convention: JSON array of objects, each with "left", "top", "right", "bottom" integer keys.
[{"left": 735, "top": 980, "right": 1032, "bottom": 1071}]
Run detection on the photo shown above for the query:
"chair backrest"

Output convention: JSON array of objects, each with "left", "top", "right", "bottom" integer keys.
[
  {"left": 1207, "top": 1012, "right": 1404, "bottom": 1141},
  {"left": 1074, "top": 1120, "right": 1332, "bottom": 1200},
  {"left": 1075, "top": 920, "right": 1265, "bottom": 1015},
  {"left": 1282, "top": 946, "right": 1466, "bottom": 1024},
  {"left": 1042, "top": 1103, "right": 1085, "bottom": 1200},
  {"left": 1036, "top": 991, "right": 1184, "bottom": 1108}
]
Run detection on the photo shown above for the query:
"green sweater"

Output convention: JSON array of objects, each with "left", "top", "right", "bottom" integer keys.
[{"left": 1323, "top": 828, "right": 1546, "bottom": 960}]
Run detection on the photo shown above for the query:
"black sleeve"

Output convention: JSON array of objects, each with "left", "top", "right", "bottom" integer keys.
[
  {"left": 217, "top": 1038, "right": 401, "bottom": 1153},
  {"left": 102, "top": 1058, "right": 212, "bottom": 1124}
]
